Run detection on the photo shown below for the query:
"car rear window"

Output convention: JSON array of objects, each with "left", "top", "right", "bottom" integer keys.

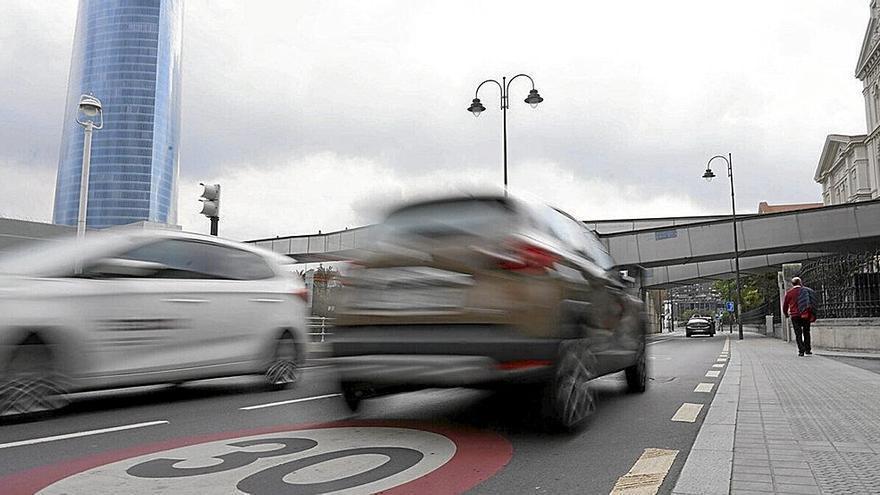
[{"left": 382, "top": 198, "right": 518, "bottom": 238}]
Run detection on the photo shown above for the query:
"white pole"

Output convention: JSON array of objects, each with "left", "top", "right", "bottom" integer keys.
[{"left": 76, "top": 122, "right": 94, "bottom": 239}]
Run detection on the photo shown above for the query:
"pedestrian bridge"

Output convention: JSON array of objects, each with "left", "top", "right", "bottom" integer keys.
[{"left": 247, "top": 200, "right": 880, "bottom": 289}]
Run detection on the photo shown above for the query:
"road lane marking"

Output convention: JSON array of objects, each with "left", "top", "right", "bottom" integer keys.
[
  {"left": 705, "top": 370, "right": 721, "bottom": 377},
  {"left": 671, "top": 403, "right": 703, "bottom": 422},
  {"left": 711, "top": 363, "right": 725, "bottom": 368},
  {"left": 694, "top": 383, "right": 714, "bottom": 393},
  {"left": 240, "top": 393, "right": 341, "bottom": 411},
  {"left": 716, "top": 358, "right": 727, "bottom": 362},
  {"left": 722, "top": 338, "right": 730, "bottom": 352},
  {"left": 610, "top": 448, "right": 678, "bottom": 495},
  {"left": 647, "top": 339, "right": 673, "bottom": 346},
  {"left": 0, "top": 420, "right": 168, "bottom": 450}
]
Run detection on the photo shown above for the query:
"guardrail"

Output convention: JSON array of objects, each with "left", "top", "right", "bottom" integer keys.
[{"left": 306, "top": 316, "right": 334, "bottom": 343}]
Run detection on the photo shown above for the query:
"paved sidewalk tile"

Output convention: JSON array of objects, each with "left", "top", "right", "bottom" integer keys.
[{"left": 732, "top": 333, "right": 880, "bottom": 494}]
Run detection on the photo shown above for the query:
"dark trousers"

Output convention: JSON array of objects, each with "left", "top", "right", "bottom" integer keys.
[{"left": 791, "top": 317, "right": 812, "bottom": 354}]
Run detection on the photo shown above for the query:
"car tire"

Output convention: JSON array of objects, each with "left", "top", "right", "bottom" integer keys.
[
  {"left": 541, "top": 341, "right": 598, "bottom": 432},
  {"left": 685, "top": 331, "right": 692, "bottom": 338},
  {"left": 340, "top": 381, "right": 364, "bottom": 412},
  {"left": 0, "top": 340, "right": 69, "bottom": 418},
  {"left": 625, "top": 340, "right": 647, "bottom": 393},
  {"left": 265, "top": 332, "right": 299, "bottom": 391}
]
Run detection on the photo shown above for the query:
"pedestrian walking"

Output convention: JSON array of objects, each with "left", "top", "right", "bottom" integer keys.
[{"left": 782, "top": 277, "right": 818, "bottom": 357}]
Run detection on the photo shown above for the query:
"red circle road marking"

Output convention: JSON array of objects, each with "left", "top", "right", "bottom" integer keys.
[{"left": 0, "top": 420, "right": 512, "bottom": 495}]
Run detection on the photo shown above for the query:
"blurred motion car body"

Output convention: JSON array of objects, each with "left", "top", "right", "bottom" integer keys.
[
  {"left": 0, "top": 230, "right": 308, "bottom": 417},
  {"left": 685, "top": 315, "right": 716, "bottom": 337},
  {"left": 332, "top": 194, "right": 647, "bottom": 430}
]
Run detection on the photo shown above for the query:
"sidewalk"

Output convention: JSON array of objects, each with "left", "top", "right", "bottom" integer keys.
[
  {"left": 733, "top": 333, "right": 880, "bottom": 494},
  {"left": 676, "top": 332, "right": 880, "bottom": 495}
]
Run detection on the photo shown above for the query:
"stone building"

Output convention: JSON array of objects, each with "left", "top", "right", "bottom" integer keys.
[{"left": 814, "top": 1, "right": 880, "bottom": 204}]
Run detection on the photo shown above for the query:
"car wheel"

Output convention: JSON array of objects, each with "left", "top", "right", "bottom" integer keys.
[
  {"left": 0, "top": 342, "right": 69, "bottom": 418},
  {"left": 685, "top": 331, "right": 692, "bottom": 338},
  {"left": 542, "top": 341, "right": 598, "bottom": 432},
  {"left": 625, "top": 341, "right": 647, "bottom": 393},
  {"left": 340, "top": 381, "right": 365, "bottom": 412},
  {"left": 265, "top": 332, "right": 299, "bottom": 391}
]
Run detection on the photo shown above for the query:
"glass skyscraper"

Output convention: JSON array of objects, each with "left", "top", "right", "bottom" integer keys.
[{"left": 53, "top": 0, "right": 183, "bottom": 228}]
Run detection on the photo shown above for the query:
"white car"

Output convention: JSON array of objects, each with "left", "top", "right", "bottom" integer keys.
[{"left": 0, "top": 229, "right": 308, "bottom": 416}]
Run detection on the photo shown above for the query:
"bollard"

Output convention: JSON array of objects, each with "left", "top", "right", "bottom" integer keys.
[{"left": 765, "top": 315, "right": 773, "bottom": 336}]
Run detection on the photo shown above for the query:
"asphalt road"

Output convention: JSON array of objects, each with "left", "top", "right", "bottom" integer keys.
[{"left": 0, "top": 331, "right": 729, "bottom": 494}]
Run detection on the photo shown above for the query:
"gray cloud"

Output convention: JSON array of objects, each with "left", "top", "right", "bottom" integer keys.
[{"left": 0, "top": 0, "right": 870, "bottom": 237}]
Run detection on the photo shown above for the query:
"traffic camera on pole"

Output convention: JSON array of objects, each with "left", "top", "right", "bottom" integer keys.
[{"left": 199, "top": 183, "right": 220, "bottom": 235}]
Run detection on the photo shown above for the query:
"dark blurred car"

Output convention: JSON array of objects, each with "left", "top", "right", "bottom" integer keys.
[
  {"left": 685, "top": 315, "right": 716, "bottom": 337},
  {"left": 331, "top": 194, "right": 647, "bottom": 431}
]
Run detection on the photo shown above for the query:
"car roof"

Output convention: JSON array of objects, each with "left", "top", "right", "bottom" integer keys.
[{"left": 0, "top": 229, "right": 293, "bottom": 276}]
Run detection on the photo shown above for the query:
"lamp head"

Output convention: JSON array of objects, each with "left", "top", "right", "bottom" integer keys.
[
  {"left": 524, "top": 89, "right": 544, "bottom": 108},
  {"left": 467, "top": 98, "right": 486, "bottom": 117},
  {"left": 702, "top": 168, "right": 716, "bottom": 182},
  {"left": 78, "top": 94, "right": 102, "bottom": 117}
]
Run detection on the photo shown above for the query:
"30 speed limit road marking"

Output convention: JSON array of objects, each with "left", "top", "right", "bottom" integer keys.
[{"left": 0, "top": 421, "right": 512, "bottom": 495}]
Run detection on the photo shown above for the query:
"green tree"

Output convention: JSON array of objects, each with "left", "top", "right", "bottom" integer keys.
[{"left": 712, "top": 273, "right": 777, "bottom": 313}]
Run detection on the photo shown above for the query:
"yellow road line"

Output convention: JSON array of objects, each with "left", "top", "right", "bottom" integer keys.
[
  {"left": 671, "top": 403, "right": 704, "bottom": 422},
  {"left": 694, "top": 383, "right": 714, "bottom": 393},
  {"left": 610, "top": 448, "right": 679, "bottom": 495}
]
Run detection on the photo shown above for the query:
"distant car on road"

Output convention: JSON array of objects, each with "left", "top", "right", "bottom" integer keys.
[
  {"left": 0, "top": 230, "right": 308, "bottom": 417},
  {"left": 332, "top": 194, "right": 647, "bottom": 431},
  {"left": 685, "top": 315, "right": 716, "bottom": 337}
]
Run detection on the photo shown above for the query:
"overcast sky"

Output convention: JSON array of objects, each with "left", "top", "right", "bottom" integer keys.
[{"left": 0, "top": 0, "right": 871, "bottom": 240}]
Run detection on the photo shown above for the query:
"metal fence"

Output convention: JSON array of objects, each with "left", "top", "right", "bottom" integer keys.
[
  {"left": 800, "top": 249, "right": 880, "bottom": 318},
  {"left": 306, "top": 316, "right": 333, "bottom": 343}
]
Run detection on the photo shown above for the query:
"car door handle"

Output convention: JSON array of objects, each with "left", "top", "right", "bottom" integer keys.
[
  {"left": 161, "top": 298, "right": 209, "bottom": 303},
  {"left": 249, "top": 298, "right": 284, "bottom": 303}
]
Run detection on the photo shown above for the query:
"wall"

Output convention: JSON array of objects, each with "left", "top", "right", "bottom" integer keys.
[{"left": 810, "top": 318, "right": 880, "bottom": 352}]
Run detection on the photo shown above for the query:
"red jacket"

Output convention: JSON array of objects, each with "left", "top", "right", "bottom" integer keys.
[
  {"left": 783, "top": 286, "right": 801, "bottom": 316},
  {"left": 784, "top": 286, "right": 816, "bottom": 321}
]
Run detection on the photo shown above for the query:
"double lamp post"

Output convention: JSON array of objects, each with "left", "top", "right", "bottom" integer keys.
[{"left": 467, "top": 74, "right": 543, "bottom": 192}]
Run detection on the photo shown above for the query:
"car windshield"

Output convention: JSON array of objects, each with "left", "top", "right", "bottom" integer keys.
[{"left": 381, "top": 197, "right": 517, "bottom": 239}]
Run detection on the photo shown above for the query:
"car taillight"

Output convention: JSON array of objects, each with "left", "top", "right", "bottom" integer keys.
[
  {"left": 496, "top": 360, "right": 553, "bottom": 370},
  {"left": 293, "top": 288, "right": 309, "bottom": 302},
  {"left": 497, "top": 241, "right": 558, "bottom": 274}
]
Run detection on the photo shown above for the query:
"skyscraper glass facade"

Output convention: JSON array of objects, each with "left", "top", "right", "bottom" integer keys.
[{"left": 53, "top": 0, "right": 182, "bottom": 228}]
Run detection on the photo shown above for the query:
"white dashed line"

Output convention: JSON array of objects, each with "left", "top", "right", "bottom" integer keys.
[
  {"left": 0, "top": 420, "right": 169, "bottom": 450},
  {"left": 610, "top": 448, "right": 679, "bottom": 494},
  {"left": 694, "top": 383, "right": 714, "bottom": 393},
  {"left": 240, "top": 393, "right": 342, "bottom": 411},
  {"left": 671, "top": 403, "right": 704, "bottom": 422},
  {"left": 706, "top": 370, "right": 721, "bottom": 377},
  {"left": 711, "top": 363, "right": 725, "bottom": 368}
]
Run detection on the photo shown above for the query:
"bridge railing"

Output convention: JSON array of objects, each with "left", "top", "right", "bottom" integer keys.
[{"left": 306, "top": 316, "right": 334, "bottom": 343}]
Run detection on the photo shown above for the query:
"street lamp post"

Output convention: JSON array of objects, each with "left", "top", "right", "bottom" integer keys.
[
  {"left": 702, "top": 153, "right": 744, "bottom": 340},
  {"left": 75, "top": 94, "right": 103, "bottom": 240},
  {"left": 467, "top": 74, "right": 543, "bottom": 192}
]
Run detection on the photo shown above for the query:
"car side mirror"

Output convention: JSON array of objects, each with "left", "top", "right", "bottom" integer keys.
[{"left": 85, "top": 258, "right": 167, "bottom": 278}]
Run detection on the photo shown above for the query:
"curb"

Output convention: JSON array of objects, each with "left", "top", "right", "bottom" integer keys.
[
  {"left": 813, "top": 349, "right": 880, "bottom": 360},
  {"left": 672, "top": 338, "right": 741, "bottom": 495}
]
